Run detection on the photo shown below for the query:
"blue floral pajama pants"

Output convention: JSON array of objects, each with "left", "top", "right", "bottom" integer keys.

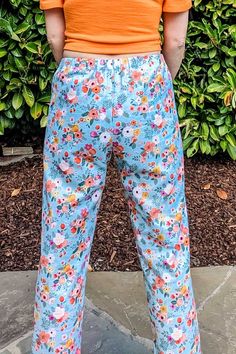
[{"left": 32, "top": 53, "right": 201, "bottom": 354}]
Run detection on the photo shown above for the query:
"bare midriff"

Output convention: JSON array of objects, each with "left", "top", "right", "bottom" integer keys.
[{"left": 63, "top": 49, "right": 161, "bottom": 59}]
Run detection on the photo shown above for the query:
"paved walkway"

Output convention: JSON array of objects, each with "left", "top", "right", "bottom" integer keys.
[{"left": 0, "top": 266, "right": 235, "bottom": 354}]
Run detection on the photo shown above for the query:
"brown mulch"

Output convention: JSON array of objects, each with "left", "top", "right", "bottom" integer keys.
[{"left": 0, "top": 152, "right": 235, "bottom": 272}]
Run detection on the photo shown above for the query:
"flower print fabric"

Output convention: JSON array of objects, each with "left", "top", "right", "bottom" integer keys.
[{"left": 32, "top": 53, "right": 201, "bottom": 354}]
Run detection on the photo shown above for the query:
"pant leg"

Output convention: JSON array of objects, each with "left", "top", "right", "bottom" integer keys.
[
  {"left": 31, "top": 58, "right": 112, "bottom": 353},
  {"left": 112, "top": 54, "right": 202, "bottom": 353}
]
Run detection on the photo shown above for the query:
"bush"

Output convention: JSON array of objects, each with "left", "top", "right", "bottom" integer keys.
[
  {"left": 0, "top": 0, "right": 55, "bottom": 135},
  {"left": 175, "top": 0, "right": 236, "bottom": 159},
  {"left": 0, "top": 0, "right": 235, "bottom": 158}
]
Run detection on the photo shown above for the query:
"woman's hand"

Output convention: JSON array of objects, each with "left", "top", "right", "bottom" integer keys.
[
  {"left": 162, "top": 11, "right": 189, "bottom": 80},
  {"left": 44, "top": 8, "right": 65, "bottom": 64}
]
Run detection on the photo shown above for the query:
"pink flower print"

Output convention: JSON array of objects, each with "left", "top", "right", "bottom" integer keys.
[
  {"left": 89, "top": 109, "right": 98, "bottom": 119},
  {"left": 84, "top": 176, "right": 94, "bottom": 188},
  {"left": 144, "top": 141, "right": 155, "bottom": 152},
  {"left": 150, "top": 208, "right": 161, "bottom": 220},
  {"left": 87, "top": 79, "right": 97, "bottom": 89},
  {"left": 95, "top": 71, "right": 104, "bottom": 84},
  {"left": 55, "top": 109, "right": 63, "bottom": 120},
  {"left": 90, "top": 130, "right": 98, "bottom": 137},
  {"left": 39, "top": 331, "right": 50, "bottom": 344},
  {"left": 81, "top": 208, "right": 89, "bottom": 218},
  {"left": 132, "top": 70, "right": 142, "bottom": 81},
  {"left": 45, "top": 180, "right": 57, "bottom": 193},
  {"left": 155, "top": 276, "right": 165, "bottom": 288},
  {"left": 40, "top": 255, "right": 49, "bottom": 267},
  {"left": 40, "top": 292, "right": 49, "bottom": 302},
  {"left": 138, "top": 104, "right": 149, "bottom": 113}
]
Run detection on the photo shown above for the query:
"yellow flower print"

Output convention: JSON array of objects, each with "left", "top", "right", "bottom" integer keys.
[
  {"left": 63, "top": 264, "right": 71, "bottom": 273},
  {"left": 71, "top": 125, "right": 79, "bottom": 132},
  {"left": 153, "top": 166, "right": 161, "bottom": 174},
  {"left": 65, "top": 338, "right": 73, "bottom": 348},
  {"left": 53, "top": 137, "right": 59, "bottom": 144},
  {"left": 134, "top": 129, "right": 141, "bottom": 136},
  {"left": 43, "top": 285, "right": 50, "bottom": 293},
  {"left": 155, "top": 74, "right": 162, "bottom": 82},
  {"left": 175, "top": 213, "right": 182, "bottom": 222},
  {"left": 160, "top": 305, "right": 167, "bottom": 313},
  {"left": 181, "top": 285, "right": 188, "bottom": 295},
  {"left": 121, "top": 58, "right": 128, "bottom": 65},
  {"left": 169, "top": 144, "right": 177, "bottom": 153},
  {"left": 157, "top": 234, "right": 165, "bottom": 241},
  {"left": 141, "top": 96, "right": 148, "bottom": 104},
  {"left": 66, "top": 194, "right": 76, "bottom": 203},
  {"left": 142, "top": 191, "right": 149, "bottom": 199},
  {"left": 148, "top": 259, "right": 153, "bottom": 268}
]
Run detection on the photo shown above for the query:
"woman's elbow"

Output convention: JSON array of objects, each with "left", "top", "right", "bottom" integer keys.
[{"left": 164, "top": 36, "right": 186, "bottom": 50}]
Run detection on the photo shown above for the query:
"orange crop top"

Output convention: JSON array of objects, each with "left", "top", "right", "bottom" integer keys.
[{"left": 39, "top": 0, "right": 192, "bottom": 54}]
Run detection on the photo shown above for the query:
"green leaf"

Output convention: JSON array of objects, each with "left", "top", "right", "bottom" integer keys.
[
  {"left": 186, "top": 139, "right": 199, "bottom": 158},
  {"left": 178, "top": 103, "right": 186, "bottom": 118},
  {"left": 40, "top": 115, "right": 48, "bottom": 127},
  {"left": 218, "top": 125, "right": 229, "bottom": 136},
  {"left": 30, "top": 102, "right": 43, "bottom": 119},
  {"left": 227, "top": 144, "right": 236, "bottom": 160},
  {"left": 183, "top": 136, "right": 195, "bottom": 150},
  {"left": 0, "top": 102, "right": 6, "bottom": 111},
  {"left": 0, "top": 19, "right": 12, "bottom": 34},
  {"left": 220, "top": 140, "right": 228, "bottom": 152},
  {"left": 209, "top": 125, "right": 220, "bottom": 141},
  {"left": 207, "top": 83, "right": 225, "bottom": 93},
  {"left": 201, "top": 122, "right": 209, "bottom": 140},
  {"left": 0, "top": 49, "right": 7, "bottom": 58},
  {"left": 22, "top": 86, "right": 35, "bottom": 107},
  {"left": 225, "top": 133, "right": 236, "bottom": 147},
  {"left": 24, "top": 42, "right": 38, "bottom": 54},
  {"left": 12, "top": 93, "right": 23, "bottom": 110}
]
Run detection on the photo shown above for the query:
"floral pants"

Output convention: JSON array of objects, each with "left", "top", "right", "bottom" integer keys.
[{"left": 32, "top": 53, "right": 201, "bottom": 354}]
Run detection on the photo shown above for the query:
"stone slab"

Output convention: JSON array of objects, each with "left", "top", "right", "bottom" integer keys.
[{"left": 0, "top": 267, "right": 235, "bottom": 354}]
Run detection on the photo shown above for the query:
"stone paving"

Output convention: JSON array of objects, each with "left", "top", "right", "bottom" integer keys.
[{"left": 0, "top": 266, "right": 235, "bottom": 354}]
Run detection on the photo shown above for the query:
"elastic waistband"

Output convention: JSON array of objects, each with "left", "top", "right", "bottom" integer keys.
[
  {"left": 58, "top": 52, "right": 164, "bottom": 70},
  {"left": 62, "top": 50, "right": 161, "bottom": 60}
]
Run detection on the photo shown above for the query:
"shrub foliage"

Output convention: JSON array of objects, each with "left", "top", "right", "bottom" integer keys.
[
  {"left": 0, "top": 0, "right": 55, "bottom": 134},
  {"left": 175, "top": 0, "right": 236, "bottom": 159},
  {"left": 0, "top": 0, "right": 235, "bottom": 158}
]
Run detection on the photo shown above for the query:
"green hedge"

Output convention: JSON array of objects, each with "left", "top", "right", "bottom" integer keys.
[
  {"left": 175, "top": 0, "right": 236, "bottom": 159},
  {"left": 0, "top": 0, "right": 55, "bottom": 134},
  {"left": 0, "top": 0, "right": 236, "bottom": 158}
]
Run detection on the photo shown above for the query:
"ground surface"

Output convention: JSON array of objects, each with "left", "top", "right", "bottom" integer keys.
[
  {"left": 0, "top": 150, "right": 235, "bottom": 271},
  {"left": 0, "top": 268, "right": 235, "bottom": 354}
]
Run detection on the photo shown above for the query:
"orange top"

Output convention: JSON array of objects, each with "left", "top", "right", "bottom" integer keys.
[{"left": 40, "top": 0, "right": 192, "bottom": 54}]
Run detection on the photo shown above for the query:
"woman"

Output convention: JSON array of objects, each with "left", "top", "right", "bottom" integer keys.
[{"left": 32, "top": 0, "right": 202, "bottom": 353}]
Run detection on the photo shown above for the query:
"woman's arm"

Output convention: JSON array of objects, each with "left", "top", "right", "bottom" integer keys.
[
  {"left": 44, "top": 8, "right": 65, "bottom": 64},
  {"left": 162, "top": 11, "right": 189, "bottom": 80}
]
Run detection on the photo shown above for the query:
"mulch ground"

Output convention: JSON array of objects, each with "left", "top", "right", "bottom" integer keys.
[{"left": 0, "top": 145, "right": 235, "bottom": 271}]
